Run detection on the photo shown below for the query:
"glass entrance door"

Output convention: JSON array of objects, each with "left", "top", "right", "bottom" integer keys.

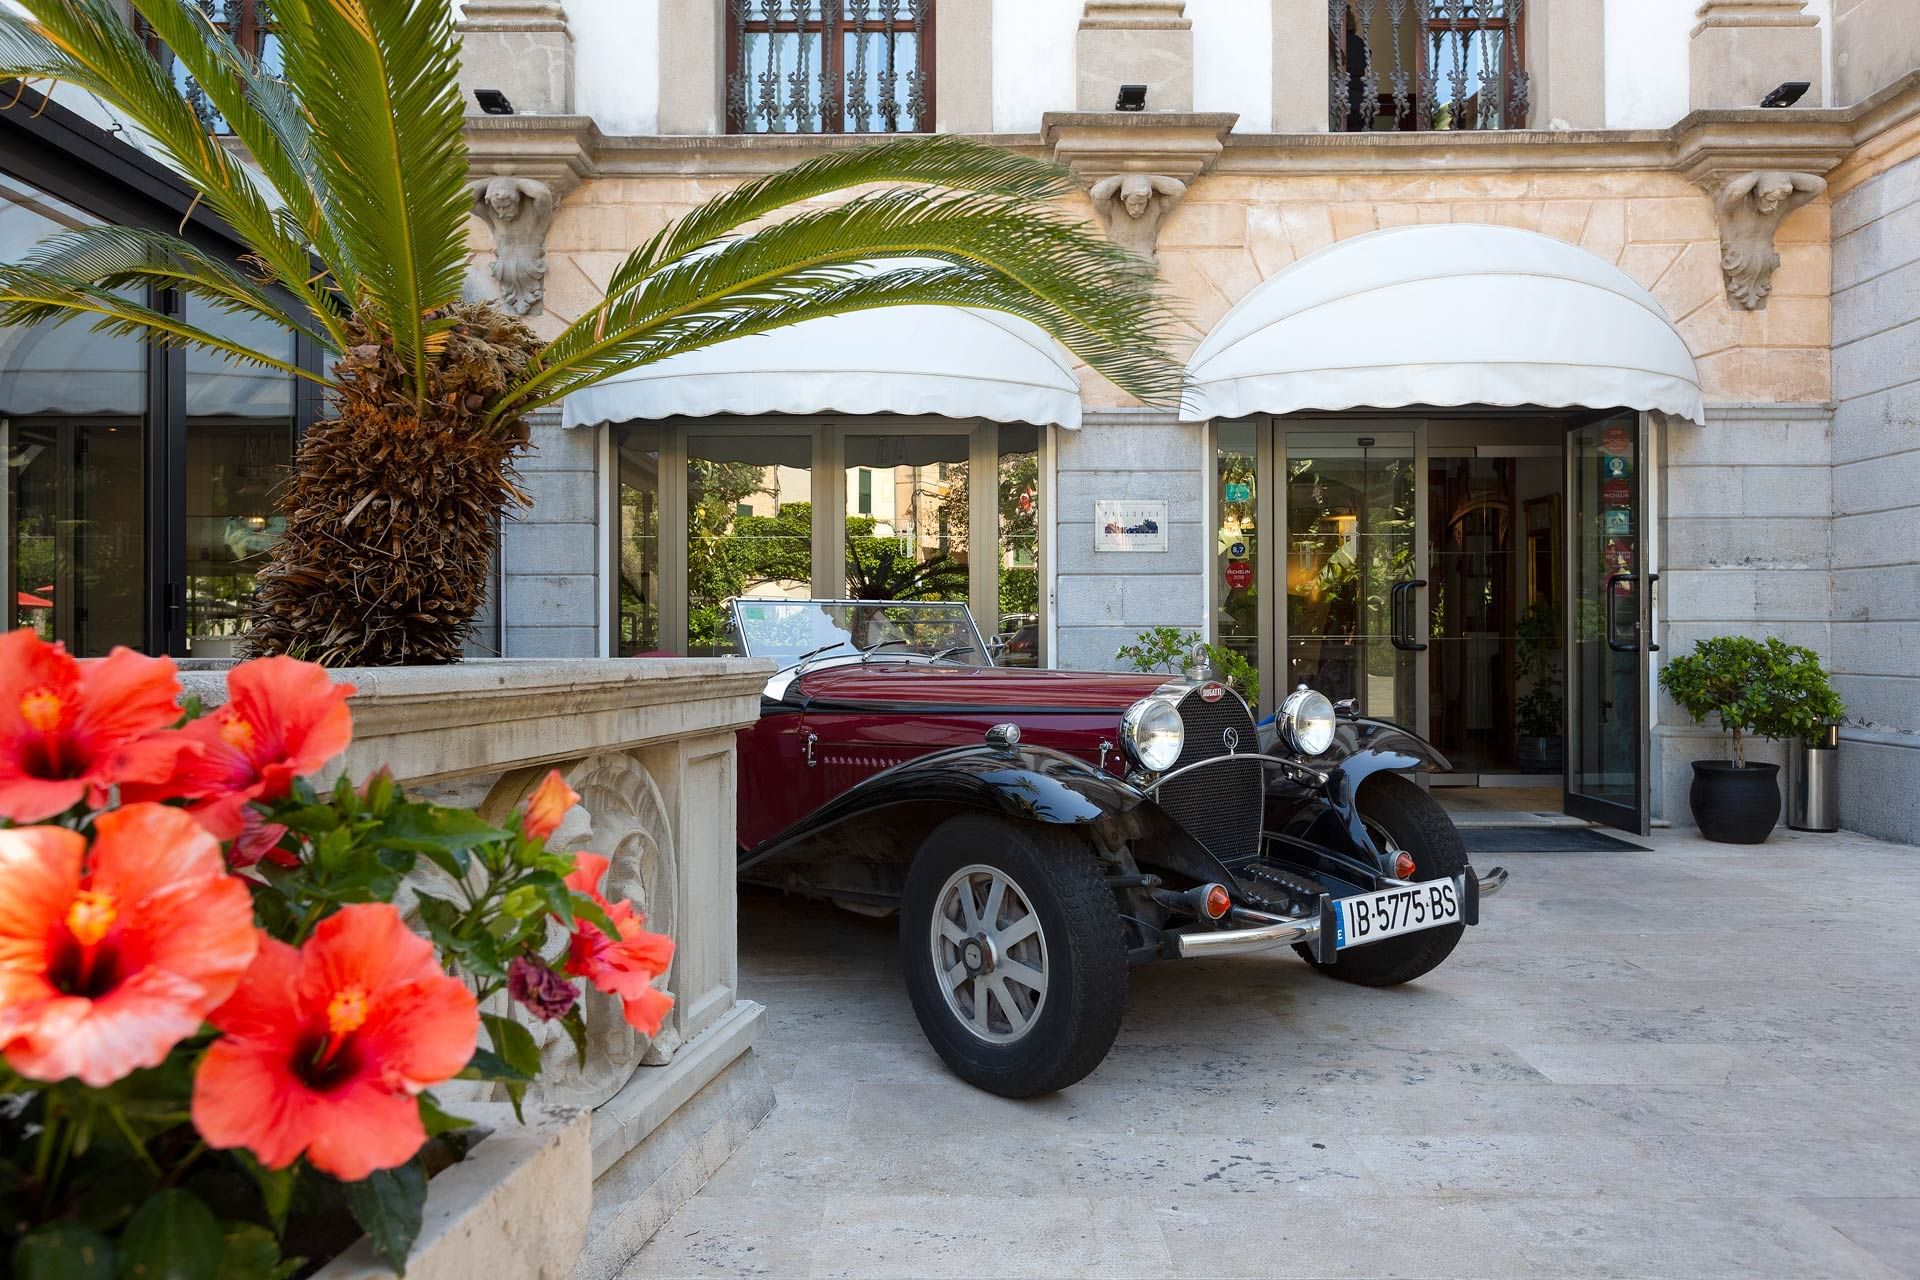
[
  {"left": 1565, "top": 412, "right": 1651, "bottom": 833},
  {"left": 1280, "top": 430, "right": 1423, "bottom": 726}
]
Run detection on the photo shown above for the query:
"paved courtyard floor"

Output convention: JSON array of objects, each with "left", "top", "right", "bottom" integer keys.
[{"left": 624, "top": 825, "right": 1920, "bottom": 1279}]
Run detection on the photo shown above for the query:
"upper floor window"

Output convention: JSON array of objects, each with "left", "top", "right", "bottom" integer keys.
[
  {"left": 726, "top": 1, "right": 934, "bottom": 135},
  {"left": 142, "top": 0, "right": 281, "bottom": 136},
  {"left": 1331, "top": 1, "right": 1528, "bottom": 132}
]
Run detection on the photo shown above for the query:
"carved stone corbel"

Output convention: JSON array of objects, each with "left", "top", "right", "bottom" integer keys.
[
  {"left": 1089, "top": 173, "right": 1187, "bottom": 262},
  {"left": 1707, "top": 169, "right": 1826, "bottom": 310},
  {"left": 469, "top": 175, "right": 558, "bottom": 317}
]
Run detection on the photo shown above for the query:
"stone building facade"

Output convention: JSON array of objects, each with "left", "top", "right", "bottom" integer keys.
[{"left": 447, "top": 0, "right": 1920, "bottom": 841}]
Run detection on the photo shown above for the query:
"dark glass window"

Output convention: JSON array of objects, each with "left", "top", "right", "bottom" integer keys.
[
  {"left": 727, "top": 1, "right": 934, "bottom": 134},
  {"left": 1331, "top": 0, "right": 1528, "bottom": 132}
]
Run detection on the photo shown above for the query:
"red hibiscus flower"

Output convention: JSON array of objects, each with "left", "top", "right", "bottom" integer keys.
[
  {"left": 0, "top": 804, "right": 257, "bottom": 1087},
  {"left": 145, "top": 655, "right": 354, "bottom": 843},
  {"left": 562, "top": 853, "right": 675, "bottom": 1036},
  {"left": 191, "top": 903, "right": 479, "bottom": 1182},
  {"left": 521, "top": 769, "right": 579, "bottom": 843},
  {"left": 0, "top": 629, "right": 195, "bottom": 823}
]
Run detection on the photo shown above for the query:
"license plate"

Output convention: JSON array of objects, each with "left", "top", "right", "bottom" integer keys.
[{"left": 1333, "top": 877, "right": 1462, "bottom": 950}]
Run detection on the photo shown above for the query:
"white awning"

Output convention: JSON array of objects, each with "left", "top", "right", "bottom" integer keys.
[
  {"left": 562, "top": 271, "right": 1083, "bottom": 429},
  {"left": 1181, "top": 224, "right": 1706, "bottom": 425}
]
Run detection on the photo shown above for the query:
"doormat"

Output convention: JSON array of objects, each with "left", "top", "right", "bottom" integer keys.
[{"left": 1461, "top": 827, "right": 1650, "bottom": 853}]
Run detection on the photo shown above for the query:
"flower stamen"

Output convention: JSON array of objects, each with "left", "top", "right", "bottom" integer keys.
[
  {"left": 327, "top": 985, "right": 368, "bottom": 1037},
  {"left": 217, "top": 712, "right": 257, "bottom": 753},
  {"left": 18, "top": 687, "right": 63, "bottom": 734},
  {"left": 65, "top": 888, "right": 117, "bottom": 947}
]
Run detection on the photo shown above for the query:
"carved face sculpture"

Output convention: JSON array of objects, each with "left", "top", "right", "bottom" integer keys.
[
  {"left": 1119, "top": 174, "right": 1154, "bottom": 219},
  {"left": 484, "top": 176, "right": 522, "bottom": 223},
  {"left": 1754, "top": 175, "right": 1794, "bottom": 215}
]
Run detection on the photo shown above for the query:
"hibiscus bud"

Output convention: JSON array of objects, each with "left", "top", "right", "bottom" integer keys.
[
  {"left": 522, "top": 769, "right": 579, "bottom": 843},
  {"left": 500, "top": 885, "right": 541, "bottom": 919},
  {"left": 507, "top": 955, "right": 578, "bottom": 1022}
]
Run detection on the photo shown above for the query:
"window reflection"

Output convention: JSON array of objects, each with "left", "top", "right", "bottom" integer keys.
[
  {"left": 843, "top": 433, "right": 968, "bottom": 604},
  {"left": 688, "top": 433, "right": 812, "bottom": 656},
  {"left": 996, "top": 425, "right": 1040, "bottom": 667},
  {"left": 0, "top": 173, "right": 148, "bottom": 655},
  {"left": 615, "top": 423, "right": 661, "bottom": 655}
]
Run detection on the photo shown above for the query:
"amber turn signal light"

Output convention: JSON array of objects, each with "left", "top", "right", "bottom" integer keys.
[
  {"left": 1394, "top": 852, "right": 1417, "bottom": 880},
  {"left": 1203, "top": 884, "right": 1232, "bottom": 919}
]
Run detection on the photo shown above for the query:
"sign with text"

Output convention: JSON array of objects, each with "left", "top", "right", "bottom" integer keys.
[{"left": 1094, "top": 500, "right": 1169, "bottom": 553}]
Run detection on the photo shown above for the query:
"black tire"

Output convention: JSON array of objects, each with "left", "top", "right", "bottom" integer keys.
[
  {"left": 1298, "top": 774, "right": 1468, "bottom": 987},
  {"left": 899, "top": 814, "right": 1128, "bottom": 1097}
]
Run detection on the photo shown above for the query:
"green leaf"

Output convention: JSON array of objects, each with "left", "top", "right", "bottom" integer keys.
[
  {"left": 560, "top": 1006, "right": 589, "bottom": 1070},
  {"left": 342, "top": 1160, "right": 428, "bottom": 1275},
  {"left": 116, "top": 1189, "right": 222, "bottom": 1280},
  {"left": 456, "top": 1046, "right": 532, "bottom": 1084},
  {"left": 214, "top": 1224, "right": 298, "bottom": 1280},
  {"left": 417, "top": 1092, "right": 475, "bottom": 1139},
  {"left": 378, "top": 804, "right": 507, "bottom": 855},
  {"left": 240, "top": 1153, "right": 297, "bottom": 1233},
  {"left": 482, "top": 1013, "right": 542, "bottom": 1079},
  {"left": 13, "top": 1223, "right": 114, "bottom": 1280},
  {"left": 569, "top": 893, "right": 619, "bottom": 940}
]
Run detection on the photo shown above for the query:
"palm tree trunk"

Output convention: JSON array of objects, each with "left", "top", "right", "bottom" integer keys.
[{"left": 244, "top": 305, "right": 541, "bottom": 666}]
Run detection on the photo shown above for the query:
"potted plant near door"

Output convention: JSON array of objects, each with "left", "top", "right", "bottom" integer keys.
[{"left": 1658, "top": 635, "right": 1845, "bottom": 843}]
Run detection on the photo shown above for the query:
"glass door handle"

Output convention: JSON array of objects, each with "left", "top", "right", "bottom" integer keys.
[
  {"left": 1605, "top": 573, "right": 1638, "bottom": 653},
  {"left": 1646, "top": 573, "right": 1660, "bottom": 653},
  {"left": 1389, "top": 579, "right": 1428, "bottom": 652}
]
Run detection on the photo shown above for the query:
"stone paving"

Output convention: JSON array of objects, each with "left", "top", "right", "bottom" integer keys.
[{"left": 623, "top": 825, "right": 1920, "bottom": 1278}]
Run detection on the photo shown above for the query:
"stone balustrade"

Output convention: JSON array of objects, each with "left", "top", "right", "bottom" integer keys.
[{"left": 180, "top": 656, "right": 776, "bottom": 1278}]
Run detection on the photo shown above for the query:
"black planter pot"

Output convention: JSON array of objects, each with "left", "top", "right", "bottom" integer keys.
[{"left": 1689, "top": 760, "right": 1782, "bottom": 844}]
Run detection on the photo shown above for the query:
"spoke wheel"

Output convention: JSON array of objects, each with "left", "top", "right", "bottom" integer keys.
[
  {"left": 900, "top": 814, "right": 1128, "bottom": 1097},
  {"left": 932, "top": 864, "right": 1051, "bottom": 1045}
]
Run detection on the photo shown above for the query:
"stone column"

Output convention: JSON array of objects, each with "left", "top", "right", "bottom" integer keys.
[
  {"left": 457, "top": 0, "right": 575, "bottom": 117},
  {"left": 935, "top": 0, "right": 995, "bottom": 133},
  {"left": 1270, "top": 0, "right": 1329, "bottom": 132},
  {"left": 1689, "top": 1, "right": 1823, "bottom": 111},
  {"left": 1077, "top": 1, "right": 1194, "bottom": 113},
  {"left": 1531, "top": 0, "right": 1607, "bottom": 129},
  {"left": 657, "top": 0, "right": 725, "bottom": 134}
]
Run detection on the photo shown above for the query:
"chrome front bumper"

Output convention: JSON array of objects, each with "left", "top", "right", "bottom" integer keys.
[{"left": 1173, "top": 865, "right": 1508, "bottom": 960}]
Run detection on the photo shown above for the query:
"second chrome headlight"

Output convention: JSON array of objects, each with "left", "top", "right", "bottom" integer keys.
[
  {"left": 1279, "top": 685, "right": 1337, "bottom": 757},
  {"left": 1121, "top": 697, "right": 1185, "bottom": 773}
]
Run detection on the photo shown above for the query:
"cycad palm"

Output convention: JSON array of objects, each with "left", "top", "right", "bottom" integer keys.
[{"left": 0, "top": 0, "right": 1178, "bottom": 666}]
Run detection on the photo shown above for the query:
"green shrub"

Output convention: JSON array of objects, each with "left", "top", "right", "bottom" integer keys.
[
  {"left": 1658, "top": 635, "right": 1844, "bottom": 766},
  {"left": 1115, "top": 626, "right": 1259, "bottom": 702}
]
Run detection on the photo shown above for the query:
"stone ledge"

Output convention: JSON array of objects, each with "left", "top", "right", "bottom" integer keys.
[{"left": 317, "top": 1103, "right": 591, "bottom": 1280}]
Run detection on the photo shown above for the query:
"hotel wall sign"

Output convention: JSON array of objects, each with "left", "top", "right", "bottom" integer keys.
[{"left": 1094, "top": 500, "right": 1169, "bottom": 553}]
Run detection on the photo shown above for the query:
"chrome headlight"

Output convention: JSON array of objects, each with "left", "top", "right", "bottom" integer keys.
[
  {"left": 1120, "top": 697, "right": 1185, "bottom": 773},
  {"left": 1279, "top": 685, "right": 1337, "bottom": 757}
]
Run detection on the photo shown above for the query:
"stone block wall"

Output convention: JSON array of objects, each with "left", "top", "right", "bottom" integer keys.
[
  {"left": 1827, "top": 138, "right": 1920, "bottom": 842},
  {"left": 1653, "top": 404, "right": 1835, "bottom": 827},
  {"left": 502, "top": 410, "right": 601, "bottom": 658},
  {"left": 1053, "top": 411, "right": 1208, "bottom": 673}
]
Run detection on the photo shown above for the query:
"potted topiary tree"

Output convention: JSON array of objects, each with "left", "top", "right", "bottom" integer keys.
[
  {"left": 1658, "top": 635, "right": 1845, "bottom": 843},
  {"left": 1514, "top": 600, "right": 1563, "bottom": 774}
]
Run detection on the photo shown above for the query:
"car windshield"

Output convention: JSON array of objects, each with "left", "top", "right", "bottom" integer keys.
[{"left": 727, "top": 598, "right": 992, "bottom": 668}]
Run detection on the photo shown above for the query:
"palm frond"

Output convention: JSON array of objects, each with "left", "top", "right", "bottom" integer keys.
[
  {"left": 8, "top": 224, "right": 333, "bottom": 350},
  {"left": 606, "top": 135, "right": 1078, "bottom": 296},
  {"left": 0, "top": 268, "right": 330, "bottom": 385},
  {"left": 503, "top": 262, "right": 1180, "bottom": 419},
  {"left": 0, "top": 1, "right": 347, "bottom": 351},
  {"left": 125, "top": 0, "right": 351, "bottom": 293},
  {"left": 269, "top": 0, "right": 471, "bottom": 397},
  {"left": 515, "top": 189, "right": 1180, "bottom": 415}
]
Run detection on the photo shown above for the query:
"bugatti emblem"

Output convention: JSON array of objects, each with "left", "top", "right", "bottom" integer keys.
[
  {"left": 1222, "top": 726, "right": 1240, "bottom": 751},
  {"left": 1200, "top": 682, "right": 1225, "bottom": 703}
]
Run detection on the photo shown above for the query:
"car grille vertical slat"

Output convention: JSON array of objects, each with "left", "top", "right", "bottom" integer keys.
[{"left": 1157, "top": 689, "right": 1264, "bottom": 863}]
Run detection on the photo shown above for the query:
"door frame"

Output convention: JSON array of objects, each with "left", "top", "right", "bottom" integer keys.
[{"left": 1560, "top": 409, "right": 1654, "bottom": 834}]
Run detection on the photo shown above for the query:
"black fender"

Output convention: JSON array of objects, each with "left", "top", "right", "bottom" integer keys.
[
  {"left": 740, "top": 743, "right": 1160, "bottom": 874},
  {"left": 1261, "top": 717, "right": 1452, "bottom": 893}
]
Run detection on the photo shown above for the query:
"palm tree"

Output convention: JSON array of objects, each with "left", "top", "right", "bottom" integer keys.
[{"left": 0, "top": 0, "right": 1178, "bottom": 666}]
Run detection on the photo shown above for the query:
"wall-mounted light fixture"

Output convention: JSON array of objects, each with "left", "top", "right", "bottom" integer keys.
[
  {"left": 474, "top": 89, "right": 515, "bottom": 115},
  {"left": 1759, "top": 81, "right": 1810, "bottom": 108},
  {"left": 1115, "top": 84, "right": 1147, "bottom": 112}
]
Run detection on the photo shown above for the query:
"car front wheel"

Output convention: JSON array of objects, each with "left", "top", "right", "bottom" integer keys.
[
  {"left": 900, "top": 814, "right": 1127, "bottom": 1098},
  {"left": 1298, "top": 773, "right": 1468, "bottom": 987}
]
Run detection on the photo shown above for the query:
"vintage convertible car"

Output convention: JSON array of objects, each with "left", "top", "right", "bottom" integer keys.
[{"left": 726, "top": 598, "right": 1507, "bottom": 1097}]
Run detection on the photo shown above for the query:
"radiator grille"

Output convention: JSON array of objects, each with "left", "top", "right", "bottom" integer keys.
[{"left": 1156, "top": 688, "right": 1264, "bottom": 863}]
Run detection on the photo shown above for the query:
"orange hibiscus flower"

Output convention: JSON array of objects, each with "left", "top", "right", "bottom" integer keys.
[
  {"left": 521, "top": 769, "right": 580, "bottom": 843},
  {"left": 191, "top": 903, "right": 479, "bottom": 1182},
  {"left": 144, "top": 656, "right": 354, "bottom": 843},
  {"left": 0, "top": 630, "right": 194, "bottom": 823},
  {"left": 0, "top": 804, "right": 257, "bottom": 1087},
  {"left": 562, "top": 853, "right": 675, "bottom": 1036}
]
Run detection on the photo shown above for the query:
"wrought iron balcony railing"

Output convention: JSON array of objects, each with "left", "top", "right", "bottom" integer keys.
[
  {"left": 1331, "top": 0, "right": 1529, "bottom": 132},
  {"left": 726, "top": 0, "right": 933, "bottom": 135}
]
